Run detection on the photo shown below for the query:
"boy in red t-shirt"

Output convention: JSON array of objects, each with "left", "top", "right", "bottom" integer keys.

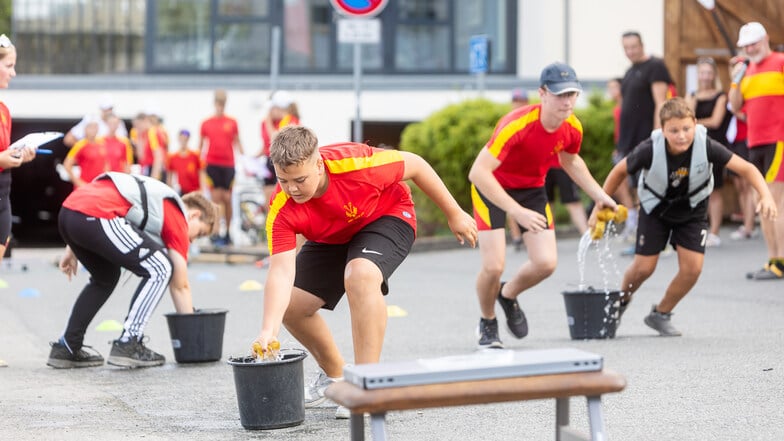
[
  {"left": 199, "top": 89, "right": 243, "bottom": 246},
  {"left": 252, "top": 126, "right": 477, "bottom": 419},
  {"left": 469, "top": 63, "right": 617, "bottom": 349},
  {"left": 48, "top": 174, "right": 216, "bottom": 369},
  {"left": 64, "top": 119, "right": 109, "bottom": 187},
  {"left": 167, "top": 129, "right": 203, "bottom": 195}
]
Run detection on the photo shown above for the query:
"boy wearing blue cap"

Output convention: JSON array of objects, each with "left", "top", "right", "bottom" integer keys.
[{"left": 469, "top": 62, "right": 618, "bottom": 348}]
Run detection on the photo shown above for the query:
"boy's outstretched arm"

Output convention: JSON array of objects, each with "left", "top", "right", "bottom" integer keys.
[
  {"left": 726, "top": 155, "right": 778, "bottom": 220},
  {"left": 559, "top": 151, "right": 617, "bottom": 211},
  {"left": 400, "top": 151, "right": 477, "bottom": 247}
]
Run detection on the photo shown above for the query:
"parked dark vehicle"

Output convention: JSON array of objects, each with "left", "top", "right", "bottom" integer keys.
[{"left": 10, "top": 119, "right": 77, "bottom": 247}]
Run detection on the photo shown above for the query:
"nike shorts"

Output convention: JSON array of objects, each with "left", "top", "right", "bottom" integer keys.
[{"left": 293, "top": 216, "right": 415, "bottom": 310}]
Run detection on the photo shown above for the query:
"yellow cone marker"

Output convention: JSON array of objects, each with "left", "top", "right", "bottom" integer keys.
[
  {"left": 239, "top": 280, "right": 263, "bottom": 291},
  {"left": 96, "top": 319, "right": 124, "bottom": 332},
  {"left": 387, "top": 305, "right": 408, "bottom": 317}
]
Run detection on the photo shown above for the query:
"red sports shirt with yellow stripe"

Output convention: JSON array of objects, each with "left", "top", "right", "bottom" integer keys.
[
  {"left": 739, "top": 52, "right": 784, "bottom": 148},
  {"left": 0, "top": 102, "right": 11, "bottom": 172},
  {"left": 265, "top": 143, "right": 416, "bottom": 255},
  {"left": 486, "top": 103, "right": 582, "bottom": 189}
]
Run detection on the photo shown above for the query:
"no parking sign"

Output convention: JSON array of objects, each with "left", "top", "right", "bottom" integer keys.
[{"left": 330, "top": 0, "right": 388, "bottom": 17}]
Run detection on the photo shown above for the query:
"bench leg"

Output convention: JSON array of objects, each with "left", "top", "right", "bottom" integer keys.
[
  {"left": 350, "top": 413, "right": 365, "bottom": 441},
  {"left": 586, "top": 395, "right": 606, "bottom": 441},
  {"left": 369, "top": 412, "right": 388, "bottom": 441},
  {"left": 556, "top": 397, "right": 569, "bottom": 440}
]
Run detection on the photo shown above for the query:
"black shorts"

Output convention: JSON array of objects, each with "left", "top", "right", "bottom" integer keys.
[
  {"left": 263, "top": 157, "right": 277, "bottom": 186},
  {"left": 545, "top": 168, "right": 581, "bottom": 203},
  {"left": 726, "top": 140, "right": 748, "bottom": 178},
  {"left": 0, "top": 172, "right": 11, "bottom": 247},
  {"left": 293, "top": 216, "right": 415, "bottom": 310},
  {"left": 635, "top": 211, "right": 708, "bottom": 256},
  {"left": 472, "top": 185, "right": 554, "bottom": 232},
  {"left": 205, "top": 164, "right": 236, "bottom": 190},
  {"left": 749, "top": 142, "right": 784, "bottom": 183}
]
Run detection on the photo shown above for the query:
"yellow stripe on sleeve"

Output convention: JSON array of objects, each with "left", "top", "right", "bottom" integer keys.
[
  {"left": 265, "top": 190, "right": 291, "bottom": 253},
  {"left": 324, "top": 149, "right": 403, "bottom": 174},
  {"left": 487, "top": 108, "right": 540, "bottom": 158}
]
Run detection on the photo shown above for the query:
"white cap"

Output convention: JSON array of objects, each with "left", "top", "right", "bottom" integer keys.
[
  {"left": 98, "top": 93, "right": 114, "bottom": 110},
  {"left": 737, "top": 22, "right": 767, "bottom": 47},
  {"left": 270, "top": 90, "right": 293, "bottom": 109}
]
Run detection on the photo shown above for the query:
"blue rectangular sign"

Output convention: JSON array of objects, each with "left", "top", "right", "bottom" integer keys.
[{"left": 469, "top": 35, "right": 489, "bottom": 74}]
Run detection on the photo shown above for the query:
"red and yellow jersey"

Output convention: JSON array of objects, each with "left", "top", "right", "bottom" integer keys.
[
  {"left": 200, "top": 115, "right": 239, "bottom": 167},
  {"left": 167, "top": 150, "right": 203, "bottom": 194},
  {"left": 265, "top": 143, "right": 415, "bottom": 254},
  {"left": 740, "top": 52, "right": 784, "bottom": 147},
  {"left": 148, "top": 125, "right": 169, "bottom": 153},
  {"left": 0, "top": 102, "right": 10, "bottom": 172},
  {"left": 485, "top": 104, "right": 582, "bottom": 189},
  {"left": 67, "top": 138, "right": 110, "bottom": 183},
  {"left": 261, "top": 114, "right": 301, "bottom": 156},
  {"left": 62, "top": 179, "right": 189, "bottom": 259},
  {"left": 102, "top": 135, "right": 134, "bottom": 172}
]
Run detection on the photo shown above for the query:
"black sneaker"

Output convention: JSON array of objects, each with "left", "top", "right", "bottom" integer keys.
[
  {"left": 46, "top": 340, "right": 104, "bottom": 369},
  {"left": 107, "top": 336, "right": 165, "bottom": 368},
  {"left": 496, "top": 282, "right": 528, "bottom": 338},
  {"left": 476, "top": 318, "right": 503, "bottom": 349}
]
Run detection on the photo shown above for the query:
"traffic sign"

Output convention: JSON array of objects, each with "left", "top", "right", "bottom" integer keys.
[
  {"left": 469, "top": 35, "right": 489, "bottom": 74},
  {"left": 330, "top": 0, "right": 389, "bottom": 18},
  {"left": 337, "top": 18, "right": 381, "bottom": 44}
]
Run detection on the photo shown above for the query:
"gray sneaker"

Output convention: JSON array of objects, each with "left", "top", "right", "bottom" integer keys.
[
  {"left": 643, "top": 305, "right": 682, "bottom": 337},
  {"left": 476, "top": 318, "right": 504, "bottom": 349},
  {"left": 304, "top": 370, "right": 335, "bottom": 408},
  {"left": 46, "top": 340, "right": 104, "bottom": 369},
  {"left": 107, "top": 336, "right": 165, "bottom": 368}
]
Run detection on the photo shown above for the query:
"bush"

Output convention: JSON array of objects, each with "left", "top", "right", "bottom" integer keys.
[
  {"left": 401, "top": 92, "right": 616, "bottom": 236},
  {"left": 400, "top": 99, "right": 509, "bottom": 236}
]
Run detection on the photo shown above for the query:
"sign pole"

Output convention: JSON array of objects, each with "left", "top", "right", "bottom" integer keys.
[
  {"left": 353, "top": 41, "right": 362, "bottom": 143},
  {"left": 331, "top": 0, "right": 387, "bottom": 143}
]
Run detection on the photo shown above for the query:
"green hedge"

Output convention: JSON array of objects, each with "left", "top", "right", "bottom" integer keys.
[{"left": 400, "top": 91, "right": 615, "bottom": 235}]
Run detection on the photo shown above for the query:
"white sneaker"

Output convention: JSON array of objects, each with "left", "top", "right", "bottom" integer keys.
[
  {"left": 705, "top": 233, "right": 721, "bottom": 248},
  {"left": 730, "top": 226, "right": 758, "bottom": 240},
  {"left": 335, "top": 405, "right": 351, "bottom": 419},
  {"left": 304, "top": 371, "right": 335, "bottom": 408}
]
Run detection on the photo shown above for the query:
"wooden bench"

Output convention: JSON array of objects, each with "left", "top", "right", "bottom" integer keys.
[{"left": 325, "top": 369, "right": 626, "bottom": 441}]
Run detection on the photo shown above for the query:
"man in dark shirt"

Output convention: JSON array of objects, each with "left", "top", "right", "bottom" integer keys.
[{"left": 616, "top": 31, "right": 675, "bottom": 242}]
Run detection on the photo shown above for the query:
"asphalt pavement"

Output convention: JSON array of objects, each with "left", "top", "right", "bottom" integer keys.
[{"left": 0, "top": 226, "right": 782, "bottom": 440}]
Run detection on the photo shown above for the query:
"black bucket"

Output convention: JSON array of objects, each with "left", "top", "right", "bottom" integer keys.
[
  {"left": 164, "top": 309, "right": 228, "bottom": 363},
  {"left": 227, "top": 349, "right": 308, "bottom": 430},
  {"left": 562, "top": 289, "right": 622, "bottom": 340}
]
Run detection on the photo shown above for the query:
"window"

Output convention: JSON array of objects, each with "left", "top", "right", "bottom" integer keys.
[{"left": 10, "top": 0, "right": 515, "bottom": 75}]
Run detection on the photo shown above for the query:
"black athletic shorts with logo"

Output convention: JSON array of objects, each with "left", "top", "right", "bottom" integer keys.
[
  {"left": 293, "top": 216, "right": 415, "bottom": 310},
  {"left": 635, "top": 211, "right": 708, "bottom": 256}
]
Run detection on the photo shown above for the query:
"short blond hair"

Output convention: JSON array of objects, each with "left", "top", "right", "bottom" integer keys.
[
  {"left": 182, "top": 192, "right": 218, "bottom": 231},
  {"left": 659, "top": 97, "right": 696, "bottom": 126},
  {"left": 269, "top": 126, "right": 319, "bottom": 167},
  {"left": 214, "top": 89, "right": 227, "bottom": 104}
]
